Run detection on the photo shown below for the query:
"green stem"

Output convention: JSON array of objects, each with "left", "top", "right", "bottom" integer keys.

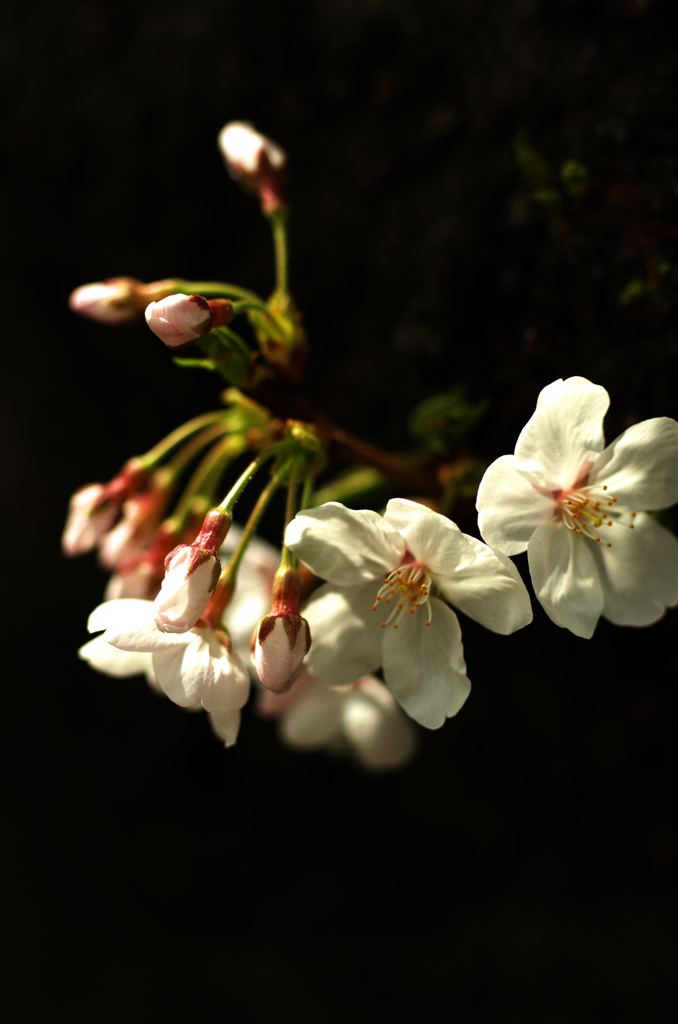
[
  {"left": 217, "top": 443, "right": 290, "bottom": 516},
  {"left": 138, "top": 411, "right": 227, "bottom": 469},
  {"left": 174, "top": 279, "right": 263, "bottom": 303},
  {"left": 221, "top": 463, "right": 289, "bottom": 584},
  {"left": 300, "top": 470, "right": 315, "bottom": 512},
  {"left": 165, "top": 422, "right": 230, "bottom": 479},
  {"left": 269, "top": 209, "right": 289, "bottom": 296},
  {"left": 168, "top": 435, "right": 245, "bottom": 531}
]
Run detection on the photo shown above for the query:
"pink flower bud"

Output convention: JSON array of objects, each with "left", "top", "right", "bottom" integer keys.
[
  {"left": 153, "top": 545, "right": 220, "bottom": 633},
  {"left": 144, "top": 294, "right": 234, "bottom": 349},
  {"left": 153, "top": 509, "right": 231, "bottom": 632},
  {"left": 69, "top": 278, "right": 143, "bottom": 324},
  {"left": 98, "top": 480, "right": 170, "bottom": 570},
  {"left": 253, "top": 613, "right": 311, "bottom": 694},
  {"left": 62, "top": 484, "right": 118, "bottom": 556},
  {"left": 217, "top": 121, "right": 287, "bottom": 212}
]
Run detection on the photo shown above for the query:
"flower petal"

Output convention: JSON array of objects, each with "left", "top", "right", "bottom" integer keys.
[
  {"left": 476, "top": 455, "right": 553, "bottom": 555},
  {"left": 592, "top": 513, "right": 678, "bottom": 626},
  {"left": 342, "top": 679, "right": 418, "bottom": 770},
  {"left": 209, "top": 709, "right": 242, "bottom": 747},
  {"left": 436, "top": 535, "right": 533, "bottom": 634},
  {"left": 280, "top": 684, "right": 345, "bottom": 748},
  {"left": 303, "top": 582, "right": 383, "bottom": 685},
  {"left": 382, "top": 597, "right": 470, "bottom": 729},
  {"left": 285, "top": 502, "right": 404, "bottom": 585},
  {"left": 87, "top": 598, "right": 155, "bottom": 635},
  {"left": 195, "top": 630, "right": 250, "bottom": 712},
  {"left": 514, "top": 377, "right": 610, "bottom": 490},
  {"left": 527, "top": 522, "right": 604, "bottom": 638},
  {"left": 383, "top": 499, "right": 471, "bottom": 575},
  {"left": 589, "top": 417, "right": 678, "bottom": 511},
  {"left": 78, "top": 636, "right": 153, "bottom": 679},
  {"left": 152, "top": 645, "right": 202, "bottom": 708}
]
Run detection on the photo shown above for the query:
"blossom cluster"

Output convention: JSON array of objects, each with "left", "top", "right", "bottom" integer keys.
[{"left": 65, "top": 121, "right": 678, "bottom": 770}]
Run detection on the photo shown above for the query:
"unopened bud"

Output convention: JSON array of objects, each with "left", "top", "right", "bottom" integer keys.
[
  {"left": 145, "top": 294, "right": 234, "bottom": 349},
  {"left": 69, "top": 277, "right": 144, "bottom": 324},
  {"left": 253, "top": 613, "right": 311, "bottom": 694},
  {"left": 62, "top": 484, "right": 118, "bottom": 556},
  {"left": 153, "top": 509, "right": 231, "bottom": 632},
  {"left": 217, "top": 121, "right": 287, "bottom": 213}
]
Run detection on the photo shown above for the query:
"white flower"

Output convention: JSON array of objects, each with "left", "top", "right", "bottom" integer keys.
[
  {"left": 284, "top": 499, "right": 532, "bottom": 729},
  {"left": 217, "top": 121, "right": 286, "bottom": 179},
  {"left": 62, "top": 484, "right": 118, "bottom": 556},
  {"left": 84, "top": 599, "right": 250, "bottom": 713},
  {"left": 476, "top": 376, "right": 678, "bottom": 638},
  {"left": 154, "top": 545, "right": 220, "bottom": 633},
  {"left": 255, "top": 671, "right": 417, "bottom": 771}
]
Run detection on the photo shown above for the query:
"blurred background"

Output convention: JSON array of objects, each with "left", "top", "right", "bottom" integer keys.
[{"left": 5, "top": 0, "right": 678, "bottom": 1018}]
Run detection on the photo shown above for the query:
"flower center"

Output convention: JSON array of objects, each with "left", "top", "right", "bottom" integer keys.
[
  {"left": 371, "top": 561, "right": 433, "bottom": 629},
  {"left": 554, "top": 483, "right": 636, "bottom": 546}
]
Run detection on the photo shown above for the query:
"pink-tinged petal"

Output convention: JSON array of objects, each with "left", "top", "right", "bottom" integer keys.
[
  {"left": 589, "top": 417, "right": 678, "bottom": 511},
  {"left": 209, "top": 709, "right": 242, "bottom": 747},
  {"left": 279, "top": 684, "right": 345, "bottom": 748},
  {"left": 78, "top": 637, "right": 153, "bottom": 679},
  {"left": 382, "top": 597, "right": 470, "bottom": 729},
  {"left": 514, "top": 377, "right": 610, "bottom": 490},
  {"left": 253, "top": 615, "right": 310, "bottom": 694},
  {"left": 383, "top": 499, "right": 471, "bottom": 576},
  {"left": 303, "top": 582, "right": 384, "bottom": 685},
  {"left": 62, "top": 484, "right": 118, "bottom": 556},
  {"left": 154, "top": 547, "right": 219, "bottom": 633},
  {"left": 436, "top": 535, "right": 533, "bottom": 634},
  {"left": 476, "top": 455, "right": 553, "bottom": 555},
  {"left": 591, "top": 513, "right": 678, "bottom": 626},
  {"left": 527, "top": 522, "right": 604, "bottom": 638},
  {"left": 341, "top": 679, "right": 418, "bottom": 770},
  {"left": 285, "top": 503, "right": 405, "bottom": 585},
  {"left": 145, "top": 293, "right": 213, "bottom": 348}
]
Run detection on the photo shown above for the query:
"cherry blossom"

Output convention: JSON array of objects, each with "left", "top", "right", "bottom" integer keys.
[
  {"left": 83, "top": 599, "right": 249, "bottom": 714},
  {"left": 285, "top": 499, "right": 532, "bottom": 729},
  {"left": 476, "top": 376, "right": 678, "bottom": 637}
]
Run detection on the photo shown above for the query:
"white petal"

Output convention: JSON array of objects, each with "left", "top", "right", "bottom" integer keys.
[
  {"left": 592, "top": 513, "right": 678, "bottom": 626},
  {"left": 152, "top": 646, "right": 202, "bottom": 708},
  {"left": 78, "top": 636, "right": 153, "bottom": 679},
  {"left": 514, "top": 377, "right": 610, "bottom": 490},
  {"left": 303, "top": 583, "right": 384, "bottom": 685},
  {"left": 280, "top": 684, "right": 345, "bottom": 748},
  {"left": 285, "top": 502, "right": 404, "bottom": 585},
  {"left": 196, "top": 631, "right": 251, "bottom": 712},
  {"left": 589, "top": 417, "right": 678, "bottom": 511},
  {"left": 87, "top": 598, "right": 155, "bottom": 635},
  {"left": 342, "top": 679, "right": 418, "bottom": 770},
  {"left": 476, "top": 455, "right": 553, "bottom": 555},
  {"left": 436, "top": 535, "right": 533, "bottom": 634},
  {"left": 382, "top": 597, "right": 470, "bottom": 729},
  {"left": 527, "top": 522, "right": 604, "bottom": 638},
  {"left": 383, "top": 499, "right": 471, "bottom": 575},
  {"left": 209, "top": 709, "right": 242, "bottom": 747}
]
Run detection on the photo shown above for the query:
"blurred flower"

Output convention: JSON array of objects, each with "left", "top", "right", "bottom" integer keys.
[
  {"left": 254, "top": 670, "right": 417, "bottom": 771},
  {"left": 476, "top": 376, "right": 678, "bottom": 637}
]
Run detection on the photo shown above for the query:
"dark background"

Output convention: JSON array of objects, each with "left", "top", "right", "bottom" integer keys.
[{"left": 5, "top": 0, "right": 678, "bottom": 1019}]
